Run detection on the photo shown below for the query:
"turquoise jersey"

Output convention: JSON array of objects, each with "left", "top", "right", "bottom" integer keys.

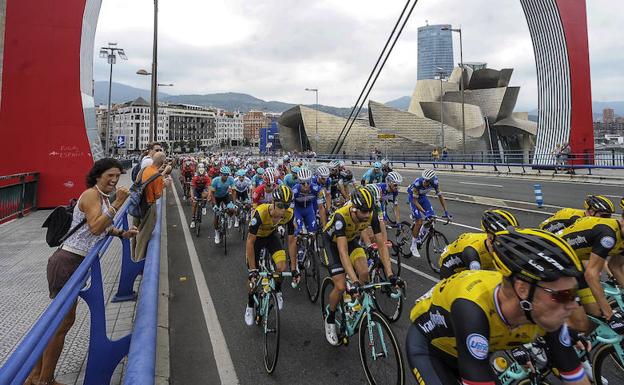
[
  {"left": 283, "top": 173, "right": 298, "bottom": 188},
  {"left": 211, "top": 176, "right": 234, "bottom": 198}
]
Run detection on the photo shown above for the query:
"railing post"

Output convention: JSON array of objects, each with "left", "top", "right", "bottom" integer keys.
[
  {"left": 18, "top": 175, "right": 26, "bottom": 218},
  {"left": 112, "top": 214, "right": 145, "bottom": 302}
]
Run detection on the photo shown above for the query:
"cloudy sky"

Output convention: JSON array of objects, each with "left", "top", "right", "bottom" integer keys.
[{"left": 93, "top": 0, "right": 623, "bottom": 111}]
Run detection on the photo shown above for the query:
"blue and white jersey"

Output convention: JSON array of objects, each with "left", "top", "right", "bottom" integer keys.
[
  {"left": 292, "top": 182, "right": 323, "bottom": 208},
  {"left": 283, "top": 173, "right": 298, "bottom": 188},
  {"left": 312, "top": 175, "right": 331, "bottom": 190},
  {"left": 407, "top": 176, "right": 440, "bottom": 204},
  {"left": 377, "top": 183, "right": 399, "bottom": 204},
  {"left": 362, "top": 168, "right": 383, "bottom": 184},
  {"left": 233, "top": 176, "right": 252, "bottom": 193},
  {"left": 210, "top": 176, "right": 234, "bottom": 198}
]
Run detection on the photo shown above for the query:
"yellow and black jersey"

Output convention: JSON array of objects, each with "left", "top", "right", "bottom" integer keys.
[
  {"left": 539, "top": 208, "right": 585, "bottom": 233},
  {"left": 558, "top": 216, "right": 623, "bottom": 260},
  {"left": 249, "top": 203, "right": 295, "bottom": 238},
  {"left": 323, "top": 202, "right": 381, "bottom": 242},
  {"left": 438, "top": 233, "right": 492, "bottom": 279},
  {"left": 408, "top": 270, "right": 583, "bottom": 383}
]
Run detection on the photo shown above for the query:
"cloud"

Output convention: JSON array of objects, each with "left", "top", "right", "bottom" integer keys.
[{"left": 93, "top": 0, "right": 623, "bottom": 110}]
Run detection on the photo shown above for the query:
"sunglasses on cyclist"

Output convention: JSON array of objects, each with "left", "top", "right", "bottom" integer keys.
[
  {"left": 275, "top": 202, "right": 290, "bottom": 209},
  {"left": 535, "top": 283, "right": 579, "bottom": 304},
  {"left": 358, "top": 208, "right": 373, "bottom": 214}
]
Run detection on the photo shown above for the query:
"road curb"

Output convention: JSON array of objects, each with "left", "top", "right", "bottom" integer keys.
[{"left": 156, "top": 192, "right": 170, "bottom": 384}]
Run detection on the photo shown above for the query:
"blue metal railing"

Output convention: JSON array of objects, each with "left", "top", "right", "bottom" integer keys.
[{"left": 0, "top": 198, "right": 163, "bottom": 385}]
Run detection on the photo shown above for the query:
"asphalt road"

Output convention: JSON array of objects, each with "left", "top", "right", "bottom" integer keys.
[{"left": 166, "top": 169, "right": 622, "bottom": 385}]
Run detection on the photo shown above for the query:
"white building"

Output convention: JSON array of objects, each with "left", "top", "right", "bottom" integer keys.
[{"left": 215, "top": 110, "right": 244, "bottom": 146}]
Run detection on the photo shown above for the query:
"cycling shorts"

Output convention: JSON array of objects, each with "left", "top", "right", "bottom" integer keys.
[
  {"left": 410, "top": 196, "right": 434, "bottom": 220},
  {"left": 193, "top": 187, "right": 208, "bottom": 200},
  {"left": 294, "top": 205, "right": 318, "bottom": 235},
  {"left": 235, "top": 190, "right": 249, "bottom": 202},
  {"left": 406, "top": 325, "right": 461, "bottom": 385},
  {"left": 252, "top": 232, "right": 286, "bottom": 265},
  {"left": 322, "top": 233, "right": 366, "bottom": 276},
  {"left": 215, "top": 195, "right": 235, "bottom": 210}
]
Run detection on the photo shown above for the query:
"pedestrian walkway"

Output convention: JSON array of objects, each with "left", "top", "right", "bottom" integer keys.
[{"left": 0, "top": 176, "right": 141, "bottom": 384}]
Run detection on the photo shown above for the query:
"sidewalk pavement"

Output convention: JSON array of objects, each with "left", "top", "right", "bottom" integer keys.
[{"left": 0, "top": 174, "right": 141, "bottom": 384}]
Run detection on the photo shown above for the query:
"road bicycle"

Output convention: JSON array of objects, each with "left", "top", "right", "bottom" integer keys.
[
  {"left": 365, "top": 241, "right": 404, "bottom": 323},
  {"left": 296, "top": 227, "right": 321, "bottom": 303},
  {"left": 236, "top": 199, "right": 252, "bottom": 240},
  {"left": 414, "top": 215, "right": 451, "bottom": 274},
  {"left": 214, "top": 203, "right": 229, "bottom": 254},
  {"left": 250, "top": 248, "right": 293, "bottom": 374},
  {"left": 321, "top": 277, "right": 405, "bottom": 384},
  {"left": 192, "top": 198, "right": 207, "bottom": 237}
]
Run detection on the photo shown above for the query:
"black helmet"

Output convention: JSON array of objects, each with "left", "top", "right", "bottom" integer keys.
[
  {"left": 272, "top": 185, "right": 293, "bottom": 204},
  {"left": 491, "top": 228, "right": 582, "bottom": 283},
  {"left": 584, "top": 195, "right": 615, "bottom": 214},
  {"left": 350, "top": 187, "right": 374, "bottom": 211},
  {"left": 481, "top": 209, "right": 519, "bottom": 233}
]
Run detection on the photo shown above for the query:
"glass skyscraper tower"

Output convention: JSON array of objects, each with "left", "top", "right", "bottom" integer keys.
[{"left": 417, "top": 24, "right": 454, "bottom": 80}]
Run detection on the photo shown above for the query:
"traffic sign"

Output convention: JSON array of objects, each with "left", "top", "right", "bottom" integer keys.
[
  {"left": 377, "top": 134, "right": 396, "bottom": 139},
  {"left": 116, "top": 136, "right": 125, "bottom": 147}
]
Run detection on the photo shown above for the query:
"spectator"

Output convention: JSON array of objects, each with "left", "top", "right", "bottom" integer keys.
[
  {"left": 138, "top": 142, "right": 164, "bottom": 178},
  {"left": 26, "top": 159, "right": 137, "bottom": 385},
  {"left": 132, "top": 152, "right": 171, "bottom": 261},
  {"left": 431, "top": 147, "right": 440, "bottom": 162},
  {"left": 442, "top": 146, "right": 449, "bottom": 161}
]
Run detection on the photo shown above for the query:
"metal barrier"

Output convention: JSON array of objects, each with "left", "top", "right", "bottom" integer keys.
[
  {"left": 0, "top": 172, "right": 39, "bottom": 224},
  {"left": 0, "top": 198, "right": 163, "bottom": 385}
]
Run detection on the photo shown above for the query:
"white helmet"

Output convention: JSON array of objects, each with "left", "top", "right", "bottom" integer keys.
[
  {"left": 386, "top": 171, "right": 403, "bottom": 184},
  {"left": 328, "top": 160, "right": 340, "bottom": 170},
  {"left": 381, "top": 158, "right": 390, "bottom": 167},
  {"left": 422, "top": 169, "right": 436, "bottom": 180},
  {"left": 297, "top": 167, "right": 313, "bottom": 182},
  {"left": 316, "top": 166, "right": 330, "bottom": 178}
]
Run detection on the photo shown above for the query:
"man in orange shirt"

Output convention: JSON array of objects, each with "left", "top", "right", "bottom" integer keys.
[{"left": 133, "top": 151, "right": 171, "bottom": 261}]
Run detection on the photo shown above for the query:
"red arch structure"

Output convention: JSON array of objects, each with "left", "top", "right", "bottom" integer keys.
[{"left": 0, "top": 0, "right": 594, "bottom": 206}]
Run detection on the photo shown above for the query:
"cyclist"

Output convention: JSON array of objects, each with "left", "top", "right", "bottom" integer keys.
[
  {"left": 283, "top": 165, "right": 300, "bottom": 188},
  {"left": 244, "top": 185, "right": 300, "bottom": 325},
  {"left": 180, "top": 158, "right": 196, "bottom": 198},
  {"left": 407, "top": 169, "right": 451, "bottom": 257},
  {"left": 189, "top": 164, "right": 211, "bottom": 229},
  {"left": 292, "top": 167, "right": 323, "bottom": 234},
  {"left": 540, "top": 195, "right": 615, "bottom": 233},
  {"left": 361, "top": 161, "right": 383, "bottom": 185},
  {"left": 251, "top": 167, "right": 265, "bottom": 188},
  {"left": 407, "top": 228, "right": 589, "bottom": 385},
  {"left": 232, "top": 169, "right": 252, "bottom": 228},
  {"left": 377, "top": 171, "right": 403, "bottom": 224},
  {"left": 380, "top": 158, "right": 393, "bottom": 183},
  {"left": 323, "top": 187, "right": 398, "bottom": 346},
  {"left": 208, "top": 161, "right": 220, "bottom": 178},
  {"left": 312, "top": 166, "right": 332, "bottom": 227},
  {"left": 337, "top": 169, "right": 355, "bottom": 201},
  {"left": 252, "top": 170, "right": 277, "bottom": 209},
  {"left": 327, "top": 161, "right": 342, "bottom": 201},
  {"left": 210, "top": 165, "right": 236, "bottom": 244},
  {"left": 558, "top": 205, "right": 624, "bottom": 333},
  {"left": 438, "top": 209, "right": 518, "bottom": 279}
]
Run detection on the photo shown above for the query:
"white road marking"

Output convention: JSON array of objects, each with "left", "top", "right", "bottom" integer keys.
[
  {"left": 171, "top": 184, "right": 239, "bottom": 384},
  {"left": 391, "top": 258, "right": 439, "bottom": 283},
  {"left": 603, "top": 195, "right": 623, "bottom": 199},
  {"left": 459, "top": 181, "right": 503, "bottom": 188}
]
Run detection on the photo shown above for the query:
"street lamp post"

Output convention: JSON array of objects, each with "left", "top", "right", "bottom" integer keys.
[
  {"left": 305, "top": 88, "right": 319, "bottom": 153},
  {"left": 99, "top": 43, "right": 127, "bottom": 155},
  {"left": 137, "top": 68, "right": 173, "bottom": 144},
  {"left": 436, "top": 67, "right": 446, "bottom": 148},
  {"left": 441, "top": 26, "right": 466, "bottom": 156},
  {"left": 151, "top": 0, "right": 159, "bottom": 144}
]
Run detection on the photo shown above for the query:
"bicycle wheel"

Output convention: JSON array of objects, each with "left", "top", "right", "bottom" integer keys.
[
  {"left": 384, "top": 202, "right": 397, "bottom": 226},
  {"left": 425, "top": 230, "right": 449, "bottom": 274},
  {"left": 195, "top": 215, "right": 201, "bottom": 237},
  {"left": 223, "top": 220, "right": 228, "bottom": 255},
  {"left": 395, "top": 222, "right": 413, "bottom": 259},
  {"left": 320, "top": 277, "right": 347, "bottom": 345},
  {"left": 304, "top": 246, "right": 320, "bottom": 303},
  {"left": 358, "top": 310, "right": 405, "bottom": 385},
  {"left": 263, "top": 291, "right": 280, "bottom": 374},
  {"left": 371, "top": 269, "right": 403, "bottom": 323},
  {"left": 592, "top": 343, "right": 624, "bottom": 385}
]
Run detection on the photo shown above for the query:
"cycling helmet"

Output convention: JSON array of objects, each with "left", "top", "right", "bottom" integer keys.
[
  {"left": 340, "top": 169, "right": 353, "bottom": 180},
  {"left": 283, "top": 155, "right": 290, "bottom": 162},
  {"left": 197, "top": 165, "right": 206, "bottom": 175},
  {"left": 381, "top": 158, "right": 390, "bottom": 167},
  {"left": 236, "top": 169, "right": 246, "bottom": 177},
  {"left": 422, "top": 169, "right": 436, "bottom": 180},
  {"left": 263, "top": 170, "right": 276, "bottom": 185},
  {"left": 364, "top": 184, "right": 382, "bottom": 203},
  {"left": 266, "top": 167, "right": 277, "bottom": 176},
  {"left": 272, "top": 185, "right": 293, "bottom": 204},
  {"left": 220, "top": 166, "right": 231, "bottom": 175},
  {"left": 481, "top": 209, "right": 519, "bottom": 233},
  {"left": 491, "top": 228, "right": 582, "bottom": 283},
  {"left": 386, "top": 171, "right": 403, "bottom": 185},
  {"left": 256, "top": 167, "right": 265, "bottom": 175},
  {"left": 316, "top": 166, "right": 330, "bottom": 178},
  {"left": 291, "top": 166, "right": 301, "bottom": 174},
  {"left": 621, "top": 197, "right": 624, "bottom": 211},
  {"left": 350, "top": 187, "right": 375, "bottom": 211},
  {"left": 328, "top": 160, "right": 341, "bottom": 170},
  {"left": 297, "top": 167, "right": 313, "bottom": 182},
  {"left": 373, "top": 161, "right": 382, "bottom": 169},
  {"left": 583, "top": 195, "right": 615, "bottom": 214}
]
